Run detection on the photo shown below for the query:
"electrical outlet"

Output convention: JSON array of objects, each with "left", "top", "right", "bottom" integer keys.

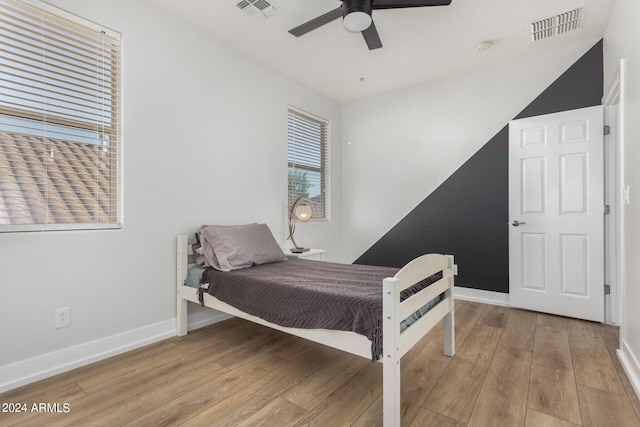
[{"left": 54, "top": 307, "right": 70, "bottom": 329}]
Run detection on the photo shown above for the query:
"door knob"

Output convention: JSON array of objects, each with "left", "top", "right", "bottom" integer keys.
[{"left": 511, "top": 220, "right": 526, "bottom": 227}]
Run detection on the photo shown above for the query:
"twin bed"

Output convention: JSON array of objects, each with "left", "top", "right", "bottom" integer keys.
[{"left": 176, "top": 224, "right": 456, "bottom": 426}]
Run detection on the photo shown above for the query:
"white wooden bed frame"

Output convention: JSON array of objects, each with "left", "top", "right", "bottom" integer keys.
[{"left": 176, "top": 235, "right": 455, "bottom": 426}]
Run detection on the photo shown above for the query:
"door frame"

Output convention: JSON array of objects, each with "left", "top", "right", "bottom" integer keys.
[{"left": 603, "top": 59, "right": 626, "bottom": 327}]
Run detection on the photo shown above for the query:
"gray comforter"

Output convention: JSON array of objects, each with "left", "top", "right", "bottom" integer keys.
[{"left": 199, "top": 258, "right": 440, "bottom": 361}]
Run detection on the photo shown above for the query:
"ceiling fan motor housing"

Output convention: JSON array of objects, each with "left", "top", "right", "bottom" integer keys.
[{"left": 342, "top": 0, "right": 373, "bottom": 17}]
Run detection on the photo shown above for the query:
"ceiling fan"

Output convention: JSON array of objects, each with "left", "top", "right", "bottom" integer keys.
[{"left": 288, "top": 0, "right": 453, "bottom": 50}]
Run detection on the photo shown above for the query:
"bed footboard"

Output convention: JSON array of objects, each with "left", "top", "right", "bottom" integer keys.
[{"left": 382, "top": 253, "right": 455, "bottom": 427}]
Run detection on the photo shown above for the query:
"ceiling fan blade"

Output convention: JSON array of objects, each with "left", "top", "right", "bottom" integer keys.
[
  {"left": 289, "top": 7, "right": 343, "bottom": 37},
  {"left": 373, "top": 0, "right": 452, "bottom": 10},
  {"left": 362, "top": 21, "right": 383, "bottom": 50}
]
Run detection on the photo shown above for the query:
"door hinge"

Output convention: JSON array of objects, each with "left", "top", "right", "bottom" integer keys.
[
  {"left": 604, "top": 204, "right": 611, "bottom": 215},
  {"left": 604, "top": 125, "right": 611, "bottom": 136},
  {"left": 604, "top": 284, "right": 611, "bottom": 295}
]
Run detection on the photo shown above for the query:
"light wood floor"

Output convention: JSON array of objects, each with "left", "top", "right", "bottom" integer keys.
[{"left": 2, "top": 300, "right": 640, "bottom": 427}]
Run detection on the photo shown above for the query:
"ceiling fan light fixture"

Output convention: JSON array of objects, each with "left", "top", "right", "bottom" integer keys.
[{"left": 343, "top": 11, "right": 372, "bottom": 33}]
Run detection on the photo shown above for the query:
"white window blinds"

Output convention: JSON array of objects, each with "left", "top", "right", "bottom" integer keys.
[
  {"left": 0, "top": 0, "right": 121, "bottom": 231},
  {"left": 287, "top": 107, "right": 328, "bottom": 220}
]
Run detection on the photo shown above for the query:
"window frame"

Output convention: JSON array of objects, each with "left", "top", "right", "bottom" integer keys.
[
  {"left": 287, "top": 106, "right": 329, "bottom": 221},
  {"left": 0, "top": 0, "right": 122, "bottom": 232}
]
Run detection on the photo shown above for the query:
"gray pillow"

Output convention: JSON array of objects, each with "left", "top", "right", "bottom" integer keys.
[{"left": 196, "top": 223, "right": 287, "bottom": 272}]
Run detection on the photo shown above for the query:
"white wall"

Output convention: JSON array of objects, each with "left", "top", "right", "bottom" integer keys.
[
  {"left": 0, "top": 0, "right": 341, "bottom": 390},
  {"left": 340, "top": 41, "right": 600, "bottom": 263},
  {"left": 603, "top": 0, "right": 640, "bottom": 397}
]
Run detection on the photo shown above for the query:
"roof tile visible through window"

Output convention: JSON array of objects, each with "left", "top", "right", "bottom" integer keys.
[{"left": 0, "top": 131, "right": 116, "bottom": 225}]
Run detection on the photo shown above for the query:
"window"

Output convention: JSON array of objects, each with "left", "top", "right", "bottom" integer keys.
[
  {"left": 0, "top": 0, "right": 121, "bottom": 231},
  {"left": 287, "top": 107, "right": 328, "bottom": 220}
]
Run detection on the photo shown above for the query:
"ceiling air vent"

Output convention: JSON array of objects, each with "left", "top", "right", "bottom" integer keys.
[
  {"left": 530, "top": 7, "right": 583, "bottom": 42},
  {"left": 236, "top": 0, "right": 276, "bottom": 21}
]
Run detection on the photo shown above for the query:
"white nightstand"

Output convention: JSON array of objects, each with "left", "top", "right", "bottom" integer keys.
[{"left": 287, "top": 249, "right": 327, "bottom": 262}]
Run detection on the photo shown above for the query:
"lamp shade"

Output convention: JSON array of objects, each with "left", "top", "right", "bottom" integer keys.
[
  {"left": 288, "top": 194, "right": 312, "bottom": 252},
  {"left": 294, "top": 204, "right": 312, "bottom": 221},
  {"left": 343, "top": 11, "right": 372, "bottom": 32}
]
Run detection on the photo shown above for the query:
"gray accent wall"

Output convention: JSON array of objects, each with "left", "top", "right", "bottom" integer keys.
[{"left": 355, "top": 40, "right": 604, "bottom": 293}]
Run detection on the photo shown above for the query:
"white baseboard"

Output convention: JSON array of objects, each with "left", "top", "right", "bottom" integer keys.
[
  {"left": 454, "top": 286, "right": 510, "bottom": 307},
  {"left": 618, "top": 340, "right": 640, "bottom": 400},
  {"left": 0, "top": 310, "right": 227, "bottom": 393}
]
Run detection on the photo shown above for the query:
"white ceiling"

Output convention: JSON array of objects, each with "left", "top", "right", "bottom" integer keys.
[{"left": 145, "top": 0, "right": 616, "bottom": 104}]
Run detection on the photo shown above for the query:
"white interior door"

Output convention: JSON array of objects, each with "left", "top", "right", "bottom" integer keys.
[{"left": 509, "top": 106, "right": 604, "bottom": 322}]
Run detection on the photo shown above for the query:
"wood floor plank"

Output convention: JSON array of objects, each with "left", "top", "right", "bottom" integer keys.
[
  {"left": 409, "top": 408, "right": 466, "bottom": 426},
  {"left": 477, "top": 304, "right": 511, "bottom": 329},
  {"left": 0, "top": 340, "right": 177, "bottom": 403},
  {"left": 566, "top": 317, "right": 601, "bottom": 340},
  {"left": 468, "top": 399, "right": 527, "bottom": 427},
  {"left": 422, "top": 355, "right": 490, "bottom": 422},
  {"left": 537, "top": 312, "right": 568, "bottom": 330},
  {"left": 9, "top": 356, "right": 223, "bottom": 427},
  {"left": 269, "top": 334, "right": 315, "bottom": 360},
  {"left": 527, "top": 363, "right": 582, "bottom": 425},
  {"left": 477, "top": 345, "right": 532, "bottom": 406},
  {"left": 533, "top": 324, "right": 573, "bottom": 370},
  {"left": 292, "top": 363, "right": 383, "bottom": 426},
  {"left": 76, "top": 329, "right": 256, "bottom": 394},
  {"left": 466, "top": 345, "right": 532, "bottom": 427},
  {"left": 599, "top": 324, "right": 640, "bottom": 420},
  {"left": 454, "top": 322, "right": 503, "bottom": 365},
  {"left": 283, "top": 351, "right": 366, "bottom": 411},
  {"left": 578, "top": 384, "right": 640, "bottom": 427},
  {"left": 212, "top": 330, "right": 291, "bottom": 370},
  {"left": 525, "top": 409, "right": 581, "bottom": 427},
  {"left": 234, "top": 397, "right": 307, "bottom": 427},
  {"left": 66, "top": 361, "right": 228, "bottom": 427},
  {"left": 569, "top": 332, "right": 626, "bottom": 395},
  {"left": 71, "top": 317, "right": 263, "bottom": 396},
  {"left": 181, "top": 346, "right": 339, "bottom": 427},
  {"left": 351, "top": 394, "right": 383, "bottom": 427},
  {"left": 399, "top": 340, "right": 453, "bottom": 424},
  {"left": 122, "top": 352, "right": 288, "bottom": 427},
  {"left": 449, "top": 300, "right": 488, "bottom": 352},
  {"left": 530, "top": 314, "right": 579, "bottom": 426},
  {"left": 423, "top": 322, "right": 502, "bottom": 422},
  {"left": 500, "top": 308, "right": 537, "bottom": 352}
]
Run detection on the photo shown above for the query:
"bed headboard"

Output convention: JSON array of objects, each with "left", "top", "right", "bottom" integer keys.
[{"left": 176, "top": 235, "right": 194, "bottom": 289}]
